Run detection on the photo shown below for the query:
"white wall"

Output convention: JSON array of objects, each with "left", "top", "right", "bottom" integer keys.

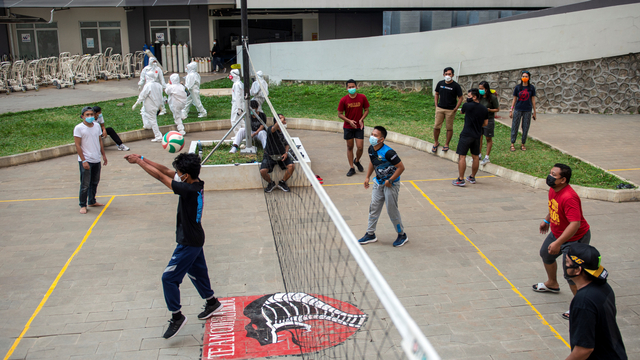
[
  {"left": 244, "top": 2, "right": 640, "bottom": 88},
  {"left": 243, "top": 0, "right": 585, "bottom": 9},
  {"left": 10, "top": 7, "right": 130, "bottom": 56}
]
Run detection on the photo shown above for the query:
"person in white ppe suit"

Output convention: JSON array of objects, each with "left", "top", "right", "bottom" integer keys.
[
  {"left": 181, "top": 62, "right": 207, "bottom": 119},
  {"left": 230, "top": 100, "right": 267, "bottom": 153},
  {"left": 229, "top": 69, "right": 245, "bottom": 135},
  {"left": 133, "top": 71, "right": 164, "bottom": 142},
  {"left": 250, "top": 70, "right": 269, "bottom": 112},
  {"left": 137, "top": 58, "right": 167, "bottom": 115},
  {"left": 164, "top": 73, "right": 188, "bottom": 136}
]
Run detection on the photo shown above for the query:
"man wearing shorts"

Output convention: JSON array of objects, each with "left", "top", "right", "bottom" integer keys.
[
  {"left": 433, "top": 67, "right": 463, "bottom": 153},
  {"left": 260, "top": 114, "right": 294, "bottom": 193},
  {"left": 534, "top": 163, "right": 591, "bottom": 320},
  {"left": 452, "top": 89, "right": 487, "bottom": 187},
  {"left": 338, "top": 79, "right": 370, "bottom": 177}
]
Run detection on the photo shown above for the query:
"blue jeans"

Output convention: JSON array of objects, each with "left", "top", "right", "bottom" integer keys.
[
  {"left": 79, "top": 161, "right": 101, "bottom": 208},
  {"left": 162, "top": 244, "right": 215, "bottom": 312},
  {"left": 212, "top": 57, "right": 224, "bottom": 71}
]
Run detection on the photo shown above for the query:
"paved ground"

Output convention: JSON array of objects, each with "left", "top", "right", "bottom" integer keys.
[
  {"left": 1, "top": 128, "right": 638, "bottom": 360},
  {"left": 495, "top": 112, "right": 640, "bottom": 185},
  {"left": 0, "top": 74, "right": 225, "bottom": 115}
]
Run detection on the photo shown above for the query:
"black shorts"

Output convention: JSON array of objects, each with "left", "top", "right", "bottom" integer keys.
[
  {"left": 260, "top": 154, "right": 293, "bottom": 173},
  {"left": 343, "top": 128, "right": 364, "bottom": 140},
  {"left": 483, "top": 119, "right": 495, "bottom": 138},
  {"left": 456, "top": 136, "right": 481, "bottom": 156}
]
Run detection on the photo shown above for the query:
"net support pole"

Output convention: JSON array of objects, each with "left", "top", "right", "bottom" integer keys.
[{"left": 240, "top": 0, "right": 256, "bottom": 154}]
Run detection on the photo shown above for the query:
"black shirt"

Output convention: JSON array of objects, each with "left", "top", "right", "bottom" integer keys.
[
  {"left": 569, "top": 281, "right": 627, "bottom": 359},
  {"left": 460, "top": 101, "right": 488, "bottom": 139},
  {"left": 512, "top": 84, "right": 536, "bottom": 112},
  {"left": 250, "top": 111, "right": 267, "bottom": 132},
  {"left": 264, "top": 125, "right": 287, "bottom": 156},
  {"left": 435, "top": 80, "right": 463, "bottom": 110},
  {"left": 211, "top": 44, "right": 221, "bottom": 57},
  {"left": 172, "top": 180, "right": 205, "bottom": 247}
]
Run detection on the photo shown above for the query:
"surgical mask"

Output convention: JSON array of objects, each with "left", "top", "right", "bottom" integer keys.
[
  {"left": 466, "top": 97, "right": 474, "bottom": 103},
  {"left": 85, "top": 116, "right": 95, "bottom": 123},
  {"left": 348, "top": 88, "right": 356, "bottom": 95},
  {"left": 546, "top": 175, "right": 557, "bottom": 187},
  {"left": 369, "top": 135, "right": 379, "bottom": 146},
  {"left": 174, "top": 173, "right": 187, "bottom": 182},
  {"left": 444, "top": 75, "right": 452, "bottom": 82},
  {"left": 98, "top": 114, "right": 103, "bottom": 120},
  {"left": 479, "top": 89, "right": 486, "bottom": 96},
  {"left": 213, "top": 42, "right": 217, "bottom": 45}
]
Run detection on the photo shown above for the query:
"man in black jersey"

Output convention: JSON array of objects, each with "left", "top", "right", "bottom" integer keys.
[{"left": 125, "top": 153, "right": 222, "bottom": 339}]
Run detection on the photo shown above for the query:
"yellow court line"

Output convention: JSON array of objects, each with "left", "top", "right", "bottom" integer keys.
[
  {"left": 0, "top": 192, "right": 173, "bottom": 203},
  {"left": 322, "top": 175, "right": 496, "bottom": 187},
  {"left": 608, "top": 168, "right": 640, "bottom": 172},
  {"left": 3, "top": 196, "right": 116, "bottom": 360},
  {"left": 408, "top": 181, "right": 570, "bottom": 348}
]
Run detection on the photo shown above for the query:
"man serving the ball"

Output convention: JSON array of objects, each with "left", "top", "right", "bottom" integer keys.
[{"left": 124, "top": 153, "right": 222, "bottom": 339}]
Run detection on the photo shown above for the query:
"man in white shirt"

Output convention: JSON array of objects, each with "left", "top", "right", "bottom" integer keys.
[{"left": 73, "top": 106, "right": 107, "bottom": 214}]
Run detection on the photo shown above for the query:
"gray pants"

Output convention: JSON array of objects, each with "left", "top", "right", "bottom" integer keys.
[
  {"left": 511, "top": 110, "right": 532, "bottom": 144},
  {"left": 540, "top": 229, "right": 591, "bottom": 286},
  {"left": 367, "top": 181, "right": 404, "bottom": 235}
]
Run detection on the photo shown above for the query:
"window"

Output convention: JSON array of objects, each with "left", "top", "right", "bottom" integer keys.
[
  {"left": 15, "top": 23, "right": 60, "bottom": 59},
  {"left": 80, "top": 21, "right": 122, "bottom": 55},
  {"left": 149, "top": 20, "right": 191, "bottom": 52}
]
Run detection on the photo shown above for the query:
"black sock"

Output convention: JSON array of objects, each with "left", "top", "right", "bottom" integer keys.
[{"left": 172, "top": 311, "right": 183, "bottom": 320}]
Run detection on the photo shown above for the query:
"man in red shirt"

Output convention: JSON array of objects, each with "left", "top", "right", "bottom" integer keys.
[
  {"left": 338, "top": 79, "right": 370, "bottom": 177},
  {"left": 534, "top": 163, "right": 591, "bottom": 320}
]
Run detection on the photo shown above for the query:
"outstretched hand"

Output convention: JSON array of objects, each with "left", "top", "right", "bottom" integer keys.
[{"left": 124, "top": 154, "right": 141, "bottom": 164}]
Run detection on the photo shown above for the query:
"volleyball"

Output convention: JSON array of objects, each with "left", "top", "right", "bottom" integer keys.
[{"left": 162, "top": 131, "right": 184, "bottom": 153}]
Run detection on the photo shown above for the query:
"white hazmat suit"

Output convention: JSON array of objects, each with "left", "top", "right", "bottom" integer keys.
[
  {"left": 133, "top": 72, "right": 164, "bottom": 142},
  {"left": 181, "top": 62, "right": 207, "bottom": 119},
  {"left": 165, "top": 73, "right": 188, "bottom": 135},
  {"left": 138, "top": 58, "right": 167, "bottom": 115},
  {"left": 250, "top": 70, "right": 269, "bottom": 112},
  {"left": 230, "top": 69, "right": 245, "bottom": 135}
]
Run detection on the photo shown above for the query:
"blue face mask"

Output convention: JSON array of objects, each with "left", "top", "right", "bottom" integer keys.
[
  {"left": 348, "top": 88, "right": 356, "bottom": 95},
  {"left": 85, "top": 116, "right": 95, "bottom": 123},
  {"left": 479, "top": 89, "right": 486, "bottom": 95},
  {"left": 369, "top": 135, "right": 379, "bottom": 146},
  {"left": 98, "top": 114, "right": 103, "bottom": 119}
]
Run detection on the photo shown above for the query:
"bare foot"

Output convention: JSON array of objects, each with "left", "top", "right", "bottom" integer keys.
[
  {"left": 88, "top": 203, "right": 104, "bottom": 207},
  {"left": 80, "top": 207, "right": 87, "bottom": 214}
]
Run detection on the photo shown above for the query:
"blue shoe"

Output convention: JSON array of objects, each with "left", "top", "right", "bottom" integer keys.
[
  {"left": 358, "top": 233, "right": 377, "bottom": 245},
  {"left": 393, "top": 233, "right": 408, "bottom": 247}
]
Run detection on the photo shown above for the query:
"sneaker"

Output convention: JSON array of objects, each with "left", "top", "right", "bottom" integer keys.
[
  {"left": 163, "top": 314, "right": 187, "bottom": 339},
  {"left": 278, "top": 180, "right": 290, "bottom": 192},
  {"left": 151, "top": 137, "right": 162, "bottom": 142},
  {"left": 117, "top": 144, "right": 130, "bottom": 151},
  {"left": 179, "top": 130, "right": 186, "bottom": 136},
  {"left": 393, "top": 233, "right": 408, "bottom": 247},
  {"left": 223, "top": 68, "right": 227, "bottom": 73},
  {"left": 358, "top": 232, "right": 377, "bottom": 245},
  {"left": 159, "top": 109, "right": 167, "bottom": 116},
  {"left": 480, "top": 157, "right": 490, "bottom": 166},
  {"left": 346, "top": 168, "right": 356, "bottom": 177},
  {"left": 198, "top": 298, "right": 223, "bottom": 320},
  {"left": 452, "top": 178, "right": 465, "bottom": 187},
  {"left": 229, "top": 145, "right": 238, "bottom": 154},
  {"left": 264, "top": 181, "right": 276, "bottom": 193},
  {"left": 466, "top": 175, "right": 476, "bottom": 184},
  {"left": 198, "top": 112, "right": 207, "bottom": 118},
  {"left": 354, "top": 160, "right": 364, "bottom": 172}
]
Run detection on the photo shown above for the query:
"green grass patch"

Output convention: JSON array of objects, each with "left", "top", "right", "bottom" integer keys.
[
  {"left": 200, "top": 143, "right": 263, "bottom": 166},
  {"left": 0, "top": 78, "right": 631, "bottom": 189}
]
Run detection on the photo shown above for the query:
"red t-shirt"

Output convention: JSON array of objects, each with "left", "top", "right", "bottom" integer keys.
[
  {"left": 338, "top": 93, "right": 369, "bottom": 129},
  {"left": 548, "top": 184, "right": 590, "bottom": 242}
]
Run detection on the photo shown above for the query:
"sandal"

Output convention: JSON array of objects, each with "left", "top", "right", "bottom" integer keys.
[
  {"left": 432, "top": 144, "right": 439, "bottom": 153},
  {"left": 532, "top": 282, "right": 560, "bottom": 293},
  {"left": 442, "top": 146, "right": 449, "bottom": 152},
  {"left": 521, "top": 144, "right": 527, "bottom": 151},
  {"left": 562, "top": 310, "right": 570, "bottom": 320},
  {"left": 510, "top": 144, "right": 516, "bottom": 152}
]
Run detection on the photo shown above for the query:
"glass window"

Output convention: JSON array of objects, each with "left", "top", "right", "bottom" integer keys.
[
  {"left": 16, "top": 24, "right": 33, "bottom": 29},
  {"left": 15, "top": 22, "right": 60, "bottom": 58},
  {"left": 150, "top": 20, "right": 191, "bottom": 49},
  {"left": 150, "top": 20, "right": 167, "bottom": 26},
  {"left": 79, "top": 21, "right": 122, "bottom": 55},
  {"left": 168, "top": 21, "right": 189, "bottom": 27},
  {"left": 16, "top": 29, "right": 37, "bottom": 58},
  {"left": 35, "top": 23, "right": 57, "bottom": 29},
  {"left": 80, "top": 22, "right": 97, "bottom": 28},
  {"left": 81, "top": 28, "right": 99, "bottom": 54},
  {"left": 36, "top": 30, "right": 59, "bottom": 57},
  {"left": 99, "top": 21, "right": 120, "bottom": 28},
  {"left": 100, "top": 29, "right": 122, "bottom": 54}
]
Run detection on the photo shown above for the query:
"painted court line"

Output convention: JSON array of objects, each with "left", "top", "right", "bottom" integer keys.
[
  {"left": 3, "top": 196, "right": 116, "bottom": 360},
  {"left": 0, "top": 191, "right": 173, "bottom": 203},
  {"left": 607, "top": 167, "right": 640, "bottom": 172},
  {"left": 408, "top": 181, "right": 570, "bottom": 348},
  {"left": 321, "top": 175, "right": 496, "bottom": 187}
]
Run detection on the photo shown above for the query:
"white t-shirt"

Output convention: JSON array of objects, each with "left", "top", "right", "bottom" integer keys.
[{"left": 74, "top": 122, "right": 103, "bottom": 163}]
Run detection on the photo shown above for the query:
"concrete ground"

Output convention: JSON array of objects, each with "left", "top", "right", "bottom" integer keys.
[{"left": 1, "top": 128, "right": 638, "bottom": 360}]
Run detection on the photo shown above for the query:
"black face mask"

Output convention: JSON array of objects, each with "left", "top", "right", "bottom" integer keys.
[
  {"left": 546, "top": 175, "right": 558, "bottom": 187},
  {"left": 564, "top": 264, "right": 581, "bottom": 278},
  {"left": 466, "top": 97, "right": 474, "bottom": 103}
]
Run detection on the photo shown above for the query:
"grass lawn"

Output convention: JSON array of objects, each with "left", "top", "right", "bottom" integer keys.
[
  {"left": 200, "top": 143, "right": 263, "bottom": 166},
  {"left": 0, "top": 78, "right": 630, "bottom": 189}
]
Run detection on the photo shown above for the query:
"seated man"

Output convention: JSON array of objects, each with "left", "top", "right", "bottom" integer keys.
[
  {"left": 260, "top": 114, "right": 294, "bottom": 193},
  {"left": 230, "top": 100, "right": 267, "bottom": 153}
]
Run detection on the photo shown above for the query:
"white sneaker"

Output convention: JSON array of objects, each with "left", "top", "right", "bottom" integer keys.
[
  {"left": 179, "top": 130, "right": 186, "bottom": 136},
  {"left": 159, "top": 109, "right": 167, "bottom": 116},
  {"left": 480, "top": 157, "right": 490, "bottom": 166},
  {"left": 151, "top": 137, "right": 162, "bottom": 142},
  {"left": 229, "top": 146, "right": 237, "bottom": 154},
  {"left": 117, "top": 144, "right": 130, "bottom": 151},
  {"left": 198, "top": 112, "right": 207, "bottom": 118},
  {"left": 223, "top": 68, "right": 227, "bottom": 73}
]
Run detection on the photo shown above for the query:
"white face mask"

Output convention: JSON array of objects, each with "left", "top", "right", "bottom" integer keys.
[
  {"left": 444, "top": 75, "right": 452, "bottom": 82},
  {"left": 174, "top": 173, "right": 187, "bottom": 182}
]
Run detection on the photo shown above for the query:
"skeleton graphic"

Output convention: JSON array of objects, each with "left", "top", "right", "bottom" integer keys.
[{"left": 244, "top": 293, "right": 367, "bottom": 346}]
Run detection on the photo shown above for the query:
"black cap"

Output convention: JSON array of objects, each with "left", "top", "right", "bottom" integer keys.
[
  {"left": 567, "top": 243, "right": 608, "bottom": 280},
  {"left": 81, "top": 106, "right": 94, "bottom": 116}
]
